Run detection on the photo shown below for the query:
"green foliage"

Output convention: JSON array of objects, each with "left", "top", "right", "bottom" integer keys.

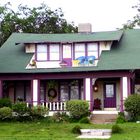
[
  {"left": 52, "top": 112, "right": 70, "bottom": 123},
  {"left": 0, "top": 98, "right": 12, "bottom": 108},
  {"left": 116, "top": 112, "right": 126, "bottom": 123},
  {"left": 71, "top": 125, "right": 82, "bottom": 134},
  {"left": 0, "top": 107, "right": 12, "bottom": 120},
  {"left": 124, "top": 94, "right": 140, "bottom": 121},
  {"left": 30, "top": 105, "right": 48, "bottom": 119},
  {"left": 79, "top": 117, "right": 90, "bottom": 124},
  {"left": 0, "top": 2, "right": 77, "bottom": 46},
  {"left": 122, "top": 1, "right": 140, "bottom": 29},
  {"left": 12, "top": 102, "right": 29, "bottom": 115},
  {"left": 112, "top": 124, "right": 123, "bottom": 134},
  {"left": 66, "top": 100, "right": 89, "bottom": 120}
]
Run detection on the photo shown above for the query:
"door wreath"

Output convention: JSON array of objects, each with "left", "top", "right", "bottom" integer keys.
[{"left": 48, "top": 88, "right": 57, "bottom": 99}]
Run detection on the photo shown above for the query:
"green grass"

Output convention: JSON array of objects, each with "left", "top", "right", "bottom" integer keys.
[{"left": 0, "top": 121, "right": 140, "bottom": 140}]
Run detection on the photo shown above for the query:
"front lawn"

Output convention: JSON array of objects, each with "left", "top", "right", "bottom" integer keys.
[{"left": 0, "top": 121, "right": 139, "bottom": 140}]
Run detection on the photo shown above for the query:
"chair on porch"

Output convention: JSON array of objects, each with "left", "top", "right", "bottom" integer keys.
[{"left": 93, "top": 98, "right": 101, "bottom": 110}]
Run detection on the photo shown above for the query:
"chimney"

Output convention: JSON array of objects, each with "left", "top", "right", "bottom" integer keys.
[{"left": 78, "top": 23, "right": 92, "bottom": 33}]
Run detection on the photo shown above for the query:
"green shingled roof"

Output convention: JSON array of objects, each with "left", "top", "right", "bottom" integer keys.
[
  {"left": 16, "top": 30, "right": 123, "bottom": 43},
  {"left": 0, "top": 29, "right": 140, "bottom": 73}
]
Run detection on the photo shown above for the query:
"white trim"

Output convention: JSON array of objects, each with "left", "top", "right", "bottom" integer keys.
[
  {"left": 33, "top": 79, "right": 38, "bottom": 106},
  {"left": 92, "top": 110, "right": 119, "bottom": 114},
  {"left": 122, "top": 77, "right": 128, "bottom": 100},
  {"left": 85, "top": 78, "right": 91, "bottom": 101}
]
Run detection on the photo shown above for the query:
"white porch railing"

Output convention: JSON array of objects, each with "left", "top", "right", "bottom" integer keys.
[
  {"left": 42, "top": 101, "right": 66, "bottom": 111},
  {"left": 27, "top": 101, "right": 66, "bottom": 111}
]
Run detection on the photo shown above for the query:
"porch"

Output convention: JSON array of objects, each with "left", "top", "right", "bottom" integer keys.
[{"left": 0, "top": 75, "right": 132, "bottom": 112}]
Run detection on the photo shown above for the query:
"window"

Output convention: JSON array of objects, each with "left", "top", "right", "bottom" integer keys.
[
  {"left": 74, "top": 43, "right": 98, "bottom": 60},
  {"left": 36, "top": 44, "right": 47, "bottom": 61},
  {"left": 87, "top": 43, "right": 98, "bottom": 59},
  {"left": 74, "top": 43, "right": 85, "bottom": 59},
  {"left": 70, "top": 85, "right": 79, "bottom": 100},
  {"left": 36, "top": 44, "right": 60, "bottom": 61},
  {"left": 105, "top": 84, "right": 114, "bottom": 98},
  {"left": 60, "top": 83, "right": 69, "bottom": 101},
  {"left": 50, "top": 44, "right": 60, "bottom": 60},
  {"left": 63, "top": 44, "right": 71, "bottom": 58}
]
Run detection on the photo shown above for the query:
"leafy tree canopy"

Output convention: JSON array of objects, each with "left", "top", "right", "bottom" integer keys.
[
  {"left": 122, "top": 0, "right": 140, "bottom": 30},
  {"left": 0, "top": 2, "right": 78, "bottom": 46}
]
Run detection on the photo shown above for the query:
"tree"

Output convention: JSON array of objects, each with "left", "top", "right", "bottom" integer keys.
[
  {"left": 122, "top": 0, "right": 140, "bottom": 29},
  {"left": 0, "top": 2, "right": 78, "bottom": 46}
]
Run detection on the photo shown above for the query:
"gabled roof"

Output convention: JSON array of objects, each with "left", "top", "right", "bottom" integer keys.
[
  {"left": 0, "top": 29, "right": 140, "bottom": 73},
  {"left": 15, "top": 30, "right": 123, "bottom": 44}
]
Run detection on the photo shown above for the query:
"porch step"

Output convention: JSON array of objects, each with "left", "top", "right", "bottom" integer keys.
[{"left": 90, "top": 113, "right": 118, "bottom": 124}]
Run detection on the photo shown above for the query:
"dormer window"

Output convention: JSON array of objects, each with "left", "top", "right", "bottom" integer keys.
[
  {"left": 50, "top": 44, "right": 60, "bottom": 60},
  {"left": 36, "top": 44, "right": 60, "bottom": 61},
  {"left": 87, "top": 43, "right": 98, "bottom": 59},
  {"left": 36, "top": 44, "right": 47, "bottom": 61},
  {"left": 74, "top": 43, "right": 99, "bottom": 59},
  {"left": 75, "top": 43, "right": 85, "bottom": 59}
]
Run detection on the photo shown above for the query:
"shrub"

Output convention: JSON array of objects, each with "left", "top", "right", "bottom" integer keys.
[
  {"left": 30, "top": 105, "right": 48, "bottom": 119},
  {"left": 12, "top": 102, "right": 29, "bottom": 115},
  {"left": 52, "top": 112, "right": 70, "bottom": 123},
  {"left": 71, "top": 125, "right": 82, "bottom": 134},
  {"left": 79, "top": 117, "right": 90, "bottom": 124},
  {"left": 66, "top": 100, "right": 89, "bottom": 120},
  {"left": 0, "top": 98, "right": 12, "bottom": 108},
  {"left": 124, "top": 94, "right": 140, "bottom": 121},
  {"left": 0, "top": 107, "right": 12, "bottom": 120},
  {"left": 112, "top": 124, "right": 123, "bottom": 134},
  {"left": 116, "top": 112, "right": 126, "bottom": 123}
]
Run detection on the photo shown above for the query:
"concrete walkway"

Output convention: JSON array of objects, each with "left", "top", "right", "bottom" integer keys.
[{"left": 77, "top": 129, "right": 111, "bottom": 139}]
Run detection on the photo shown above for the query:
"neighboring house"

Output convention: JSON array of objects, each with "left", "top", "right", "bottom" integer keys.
[{"left": 0, "top": 23, "right": 140, "bottom": 113}]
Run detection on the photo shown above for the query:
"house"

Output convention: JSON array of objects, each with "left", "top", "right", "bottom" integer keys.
[{"left": 0, "top": 23, "right": 139, "bottom": 114}]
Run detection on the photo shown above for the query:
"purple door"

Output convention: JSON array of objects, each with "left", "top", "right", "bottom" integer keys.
[{"left": 104, "top": 83, "right": 116, "bottom": 108}]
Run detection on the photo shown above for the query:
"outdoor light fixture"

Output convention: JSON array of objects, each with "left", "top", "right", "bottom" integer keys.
[{"left": 93, "top": 82, "right": 98, "bottom": 92}]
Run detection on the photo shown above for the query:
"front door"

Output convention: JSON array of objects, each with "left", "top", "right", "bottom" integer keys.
[{"left": 104, "top": 83, "right": 116, "bottom": 108}]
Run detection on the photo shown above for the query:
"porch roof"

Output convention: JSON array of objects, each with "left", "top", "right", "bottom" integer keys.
[{"left": 0, "top": 29, "right": 140, "bottom": 73}]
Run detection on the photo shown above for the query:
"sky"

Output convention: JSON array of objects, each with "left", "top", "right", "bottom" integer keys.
[{"left": 0, "top": 0, "right": 139, "bottom": 31}]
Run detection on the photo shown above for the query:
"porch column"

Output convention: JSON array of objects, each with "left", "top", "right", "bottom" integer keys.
[
  {"left": 120, "top": 77, "right": 130, "bottom": 112},
  {"left": 31, "top": 79, "right": 40, "bottom": 106},
  {"left": 84, "top": 78, "right": 93, "bottom": 111},
  {"left": 0, "top": 80, "right": 2, "bottom": 98}
]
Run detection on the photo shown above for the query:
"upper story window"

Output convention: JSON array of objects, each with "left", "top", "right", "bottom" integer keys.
[
  {"left": 36, "top": 44, "right": 47, "bottom": 61},
  {"left": 50, "top": 44, "right": 60, "bottom": 60},
  {"left": 87, "top": 43, "right": 98, "bottom": 59},
  {"left": 36, "top": 44, "right": 60, "bottom": 61},
  {"left": 74, "top": 42, "right": 99, "bottom": 59},
  {"left": 63, "top": 44, "right": 72, "bottom": 58},
  {"left": 75, "top": 43, "right": 85, "bottom": 59}
]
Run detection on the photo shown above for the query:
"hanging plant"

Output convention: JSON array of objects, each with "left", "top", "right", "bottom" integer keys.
[{"left": 48, "top": 80, "right": 57, "bottom": 89}]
